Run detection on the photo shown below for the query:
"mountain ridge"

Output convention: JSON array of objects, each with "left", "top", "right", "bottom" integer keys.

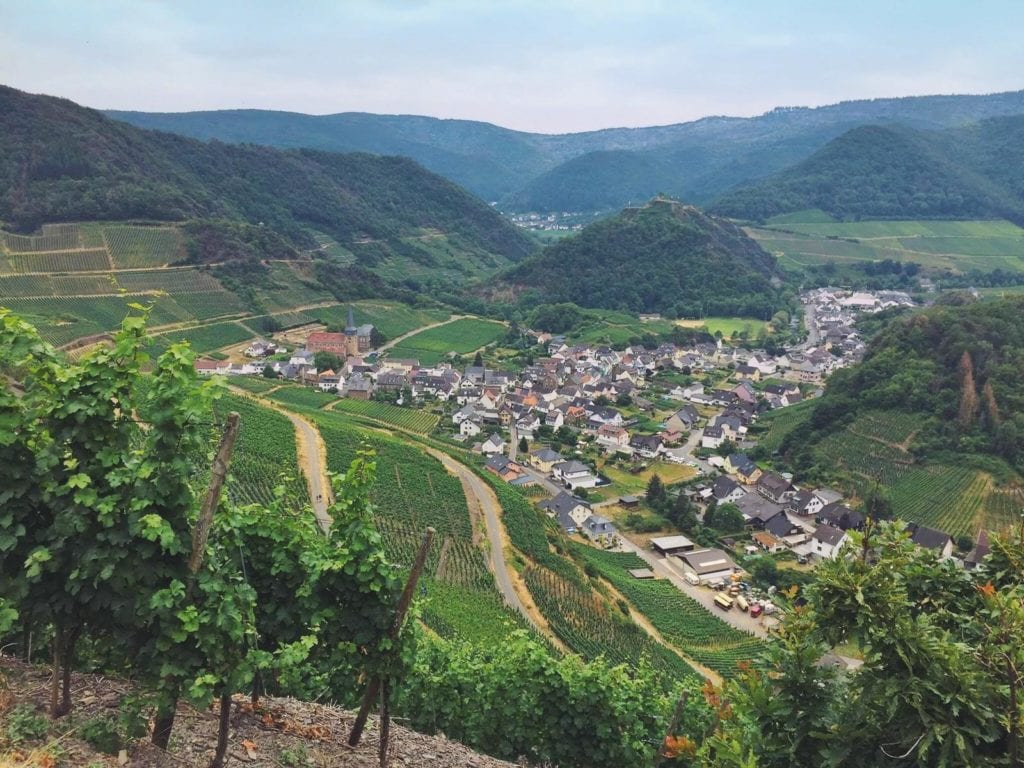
[{"left": 106, "top": 88, "right": 1024, "bottom": 210}]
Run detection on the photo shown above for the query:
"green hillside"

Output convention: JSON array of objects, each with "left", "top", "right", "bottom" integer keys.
[
  {"left": 505, "top": 198, "right": 785, "bottom": 317},
  {"left": 108, "top": 90, "right": 1024, "bottom": 211},
  {"left": 0, "top": 85, "right": 534, "bottom": 277},
  {"left": 775, "top": 296, "right": 1024, "bottom": 536},
  {"left": 712, "top": 117, "right": 1024, "bottom": 224}
]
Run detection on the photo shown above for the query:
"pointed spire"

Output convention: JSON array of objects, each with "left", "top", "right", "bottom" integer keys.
[{"left": 346, "top": 306, "right": 356, "bottom": 334}]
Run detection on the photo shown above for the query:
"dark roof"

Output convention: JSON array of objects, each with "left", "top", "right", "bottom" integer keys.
[
  {"left": 757, "top": 471, "right": 792, "bottom": 495},
  {"left": 764, "top": 512, "right": 799, "bottom": 538},
  {"left": 539, "top": 491, "right": 591, "bottom": 517},
  {"left": 907, "top": 523, "right": 952, "bottom": 551},
  {"left": 728, "top": 453, "right": 758, "bottom": 476},
  {"left": 817, "top": 503, "right": 864, "bottom": 531},
  {"left": 813, "top": 523, "right": 846, "bottom": 547},
  {"left": 712, "top": 475, "right": 743, "bottom": 500},
  {"left": 735, "top": 494, "right": 782, "bottom": 523}
]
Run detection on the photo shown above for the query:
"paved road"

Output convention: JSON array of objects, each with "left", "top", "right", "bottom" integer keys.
[
  {"left": 426, "top": 447, "right": 538, "bottom": 630},
  {"left": 229, "top": 385, "right": 332, "bottom": 533}
]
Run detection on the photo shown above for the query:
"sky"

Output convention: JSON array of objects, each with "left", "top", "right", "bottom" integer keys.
[{"left": 2, "top": 0, "right": 1023, "bottom": 133}]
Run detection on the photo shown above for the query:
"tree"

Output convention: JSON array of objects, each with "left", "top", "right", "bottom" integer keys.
[
  {"left": 705, "top": 503, "right": 744, "bottom": 533},
  {"left": 314, "top": 351, "right": 343, "bottom": 372},
  {"left": 519, "top": 436, "right": 529, "bottom": 454},
  {"left": 647, "top": 474, "right": 666, "bottom": 503},
  {"left": 262, "top": 364, "right": 278, "bottom": 379},
  {"left": 616, "top": 393, "right": 633, "bottom": 407}
]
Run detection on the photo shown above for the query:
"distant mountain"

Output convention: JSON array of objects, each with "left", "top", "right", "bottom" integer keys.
[
  {"left": 108, "top": 90, "right": 1024, "bottom": 211},
  {"left": 503, "top": 198, "right": 783, "bottom": 317},
  {"left": 1, "top": 85, "right": 534, "bottom": 276},
  {"left": 710, "top": 116, "right": 1024, "bottom": 223}
]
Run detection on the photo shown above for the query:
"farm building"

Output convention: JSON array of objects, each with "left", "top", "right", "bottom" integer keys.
[
  {"left": 676, "top": 548, "right": 737, "bottom": 584},
  {"left": 650, "top": 535, "right": 696, "bottom": 556}
]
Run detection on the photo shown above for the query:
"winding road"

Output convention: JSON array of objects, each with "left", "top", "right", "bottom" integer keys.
[{"left": 424, "top": 447, "right": 538, "bottom": 630}]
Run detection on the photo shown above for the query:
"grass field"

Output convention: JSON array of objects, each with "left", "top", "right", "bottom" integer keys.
[
  {"left": 676, "top": 316, "right": 771, "bottom": 338},
  {"left": 748, "top": 218, "right": 1024, "bottom": 274},
  {"left": 310, "top": 301, "right": 450, "bottom": 339},
  {"left": 388, "top": 317, "right": 506, "bottom": 365},
  {"left": 568, "top": 309, "right": 677, "bottom": 345},
  {"left": 597, "top": 460, "right": 696, "bottom": 498}
]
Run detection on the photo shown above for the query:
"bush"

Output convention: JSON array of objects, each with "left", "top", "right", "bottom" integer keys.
[{"left": 5, "top": 705, "right": 49, "bottom": 745}]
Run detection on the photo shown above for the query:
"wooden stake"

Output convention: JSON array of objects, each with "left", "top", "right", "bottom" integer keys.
[
  {"left": 654, "top": 691, "right": 690, "bottom": 767},
  {"left": 348, "top": 527, "right": 434, "bottom": 748},
  {"left": 189, "top": 411, "right": 240, "bottom": 577}
]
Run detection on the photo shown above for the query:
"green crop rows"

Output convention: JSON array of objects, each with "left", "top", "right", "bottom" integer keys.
[
  {"left": 103, "top": 225, "right": 185, "bottom": 268},
  {"left": 4, "top": 250, "right": 112, "bottom": 273},
  {"left": 215, "top": 393, "right": 308, "bottom": 510},
  {"left": 311, "top": 301, "right": 450, "bottom": 339},
  {"left": 230, "top": 377, "right": 282, "bottom": 394},
  {"left": 890, "top": 465, "right": 991, "bottom": 538},
  {"left": 331, "top": 399, "right": 439, "bottom": 433},
  {"left": 847, "top": 410, "right": 921, "bottom": 446},
  {"left": 388, "top": 318, "right": 506, "bottom": 365},
  {"left": 150, "top": 321, "right": 254, "bottom": 356},
  {"left": 755, "top": 400, "right": 815, "bottom": 455},
  {"left": 268, "top": 386, "right": 338, "bottom": 410},
  {"left": 571, "top": 546, "right": 763, "bottom": 677},
  {"left": 524, "top": 564, "right": 698, "bottom": 680},
  {"left": 815, "top": 430, "right": 915, "bottom": 485},
  {"left": 1, "top": 223, "right": 84, "bottom": 252}
]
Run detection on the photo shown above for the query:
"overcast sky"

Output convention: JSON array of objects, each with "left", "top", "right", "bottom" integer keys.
[{"left": 2, "top": 0, "right": 1022, "bottom": 133}]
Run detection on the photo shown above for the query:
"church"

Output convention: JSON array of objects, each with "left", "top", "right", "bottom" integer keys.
[{"left": 306, "top": 308, "right": 375, "bottom": 357}]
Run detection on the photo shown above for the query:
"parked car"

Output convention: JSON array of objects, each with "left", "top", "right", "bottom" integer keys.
[
  {"left": 749, "top": 603, "right": 763, "bottom": 618},
  {"left": 684, "top": 572, "right": 700, "bottom": 586},
  {"left": 735, "top": 595, "right": 749, "bottom": 612}
]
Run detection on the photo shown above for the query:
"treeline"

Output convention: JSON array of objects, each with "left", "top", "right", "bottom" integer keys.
[
  {"left": 712, "top": 118, "right": 1024, "bottom": 223},
  {"left": 781, "top": 296, "right": 1024, "bottom": 473},
  {"left": 505, "top": 199, "right": 785, "bottom": 317}
]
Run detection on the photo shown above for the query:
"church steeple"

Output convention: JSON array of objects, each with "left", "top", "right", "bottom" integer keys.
[{"left": 345, "top": 306, "right": 356, "bottom": 334}]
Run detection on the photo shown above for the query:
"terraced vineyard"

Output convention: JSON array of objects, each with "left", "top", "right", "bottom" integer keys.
[
  {"left": 753, "top": 399, "right": 814, "bottom": 455},
  {"left": 103, "top": 226, "right": 185, "bottom": 268},
  {"left": 310, "top": 411, "right": 520, "bottom": 644},
  {"left": 214, "top": 392, "right": 309, "bottom": 510},
  {"left": 571, "top": 546, "right": 763, "bottom": 677},
  {"left": 814, "top": 430, "right": 915, "bottom": 485},
  {"left": 268, "top": 386, "right": 338, "bottom": 410},
  {"left": 524, "top": 564, "right": 698, "bottom": 680},
  {"left": 331, "top": 399, "right": 440, "bottom": 433},
  {"left": 230, "top": 377, "right": 282, "bottom": 394},
  {"left": 388, "top": 318, "right": 506, "bottom": 365},
  {"left": 150, "top": 321, "right": 255, "bottom": 356}
]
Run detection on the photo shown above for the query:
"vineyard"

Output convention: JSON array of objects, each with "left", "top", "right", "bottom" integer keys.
[
  {"left": 814, "top": 429, "right": 916, "bottom": 486},
  {"left": 846, "top": 410, "right": 922, "bottom": 448},
  {"left": 230, "top": 376, "right": 282, "bottom": 394},
  {"left": 524, "top": 564, "right": 699, "bottom": 681},
  {"left": 3, "top": 249, "right": 112, "bottom": 273},
  {"left": 310, "top": 411, "right": 515, "bottom": 644},
  {"left": 150, "top": 321, "right": 255, "bottom": 356},
  {"left": 753, "top": 399, "right": 814, "bottom": 455},
  {"left": 103, "top": 225, "right": 186, "bottom": 268},
  {"left": 311, "top": 301, "right": 450, "bottom": 339},
  {"left": 331, "top": 399, "right": 440, "bottom": 433},
  {"left": 214, "top": 392, "right": 309, "bottom": 510},
  {"left": 571, "top": 546, "right": 763, "bottom": 677},
  {"left": 268, "top": 386, "right": 339, "bottom": 410},
  {"left": 388, "top": 318, "right": 506, "bottom": 365}
]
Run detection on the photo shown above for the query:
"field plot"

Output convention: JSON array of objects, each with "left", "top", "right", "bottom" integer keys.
[
  {"left": 311, "top": 411, "right": 521, "bottom": 644},
  {"left": 754, "top": 400, "right": 815, "bottom": 455},
  {"left": 675, "top": 316, "right": 770, "bottom": 338},
  {"left": 331, "top": 399, "right": 439, "bottom": 433},
  {"left": 388, "top": 318, "right": 505, "bottom": 365},
  {"left": 267, "top": 386, "right": 338, "bottom": 410},
  {"left": 524, "top": 564, "right": 698, "bottom": 679},
  {"left": 890, "top": 466, "right": 990, "bottom": 538},
  {"left": 256, "top": 262, "right": 334, "bottom": 312},
  {"left": 571, "top": 546, "right": 763, "bottom": 677},
  {"left": 570, "top": 309, "right": 677, "bottom": 345},
  {"left": 748, "top": 219, "right": 1024, "bottom": 274},
  {"left": 214, "top": 392, "right": 308, "bottom": 510},
  {"left": 229, "top": 377, "right": 281, "bottom": 394},
  {"left": 4, "top": 250, "right": 112, "bottom": 273},
  {"left": 150, "top": 321, "right": 254, "bottom": 355},
  {"left": 104, "top": 226, "right": 185, "bottom": 268},
  {"left": 1, "top": 223, "right": 84, "bottom": 253},
  {"left": 311, "top": 301, "right": 450, "bottom": 339}
]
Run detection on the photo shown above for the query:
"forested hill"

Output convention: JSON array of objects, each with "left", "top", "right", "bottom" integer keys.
[
  {"left": 785, "top": 296, "right": 1024, "bottom": 475},
  {"left": 109, "top": 89, "right": 1024, "bottom": 211},
  {"left": 711, "top": 116, "right": 1024, "bottom": 223},
  {"left": 0, "top": 85, "right": 534, "bottom": 266},
  {"left": 504, "top": 198, "right": 784, "bottom": 317}
]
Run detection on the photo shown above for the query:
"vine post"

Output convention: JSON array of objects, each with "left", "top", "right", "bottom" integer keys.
[{"left": 348, "top": 526, "right": 434, "bottom": 750}]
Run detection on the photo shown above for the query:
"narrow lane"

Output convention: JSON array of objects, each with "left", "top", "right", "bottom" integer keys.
[{"left": 425, "top": 448, "right": 539, "bottom": 631}]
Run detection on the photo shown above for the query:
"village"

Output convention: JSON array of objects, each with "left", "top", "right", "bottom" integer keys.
[{"left": 191, "top": 287, "right": 982, "bottom": 632}]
